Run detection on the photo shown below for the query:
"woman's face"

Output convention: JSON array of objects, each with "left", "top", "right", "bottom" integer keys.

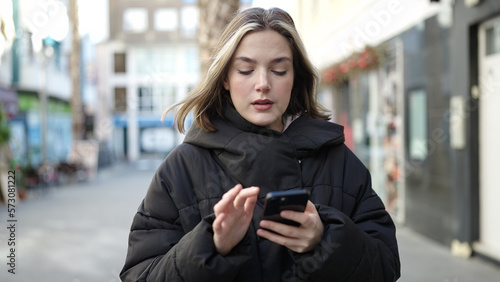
[{"left": 224, "top": 30, "right": 294, "bottom": 132}]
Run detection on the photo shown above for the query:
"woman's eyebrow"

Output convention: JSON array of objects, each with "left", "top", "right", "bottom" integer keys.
[
  {"left": 234, "top": 56, "right": 292, "bottom": 64},
  {"left": 234, "top": 56, "right": 256, "bottom": 63},
  {"left": 270, "top": 57, "right": 292, "bottom": 64}
]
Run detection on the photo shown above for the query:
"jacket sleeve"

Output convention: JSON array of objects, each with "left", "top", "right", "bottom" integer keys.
[
  {"left": 291, "top": 148, "right": 401, "bottom": 282},
  {"left": 120, "top": 150, "right": 252, "bottom": 281}
]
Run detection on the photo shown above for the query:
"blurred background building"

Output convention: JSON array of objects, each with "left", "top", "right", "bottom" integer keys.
[
  {"left": 97, "top": 0, "right": 199, "bottom": 162},
  {"left": 1, "top": 0, "right": 499, "bottom": 266},
  {"left": 1, "top": 0, "right": 74, "bottom": 168}
]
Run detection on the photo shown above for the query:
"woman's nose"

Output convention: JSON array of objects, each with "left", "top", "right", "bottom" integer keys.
[{"left": 255, "top": 71, "right": 271, "bottom": 92}]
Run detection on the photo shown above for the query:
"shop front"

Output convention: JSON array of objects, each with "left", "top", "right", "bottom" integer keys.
[
  {"left": 16, "top": 92, "right": 72, "bottom": 166},
  {"left": 320, "top": 42, "right": 406, "bottom": 224},
  {"left": 320, "top": 12, "right": 456, "bottom": 245}
]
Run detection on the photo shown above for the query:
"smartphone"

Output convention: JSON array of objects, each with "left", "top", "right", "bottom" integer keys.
[{"left": 262, "top": 189, "right": 310, "bottom": 227}]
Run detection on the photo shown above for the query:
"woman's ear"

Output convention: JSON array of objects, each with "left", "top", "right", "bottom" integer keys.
[{"left": 223, "top": 79, "right": 230, "bottom": 91}]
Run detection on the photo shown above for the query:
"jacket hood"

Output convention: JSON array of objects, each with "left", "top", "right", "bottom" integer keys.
[
  {"left": 183, "top": 104, "right": 345, "bottom": 195},
  {"left": 184, "top": 103, "right": 345, "bottom": 157}
]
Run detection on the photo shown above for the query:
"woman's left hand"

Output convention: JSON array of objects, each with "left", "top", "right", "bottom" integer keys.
[{"left": 257, "top": 200, "right": 324, "bottom": 253}]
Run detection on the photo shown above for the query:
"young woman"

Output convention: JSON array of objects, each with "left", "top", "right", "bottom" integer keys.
[{"left": 120, "top": 7, "right": 400, "bottom": 282}]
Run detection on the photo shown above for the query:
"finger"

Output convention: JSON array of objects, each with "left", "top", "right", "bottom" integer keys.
[
  {"left": 243, "top": 190, "right": 259, "bottom": 215},
  {"left": 280, "top": 201, "right": 317, "bottom": 226},
  {"left": 304, "top": 200, "right": 318, "bottom": 214},
  {"left": 280, "top": 210, "right": 303, "bottom": 225},
  {"left": 257, "top": 227, "right": 294, "bottom": 246},
  {"left": 214, "top": 197, "right": 232, "bottom": 215},
  {"left": 224, "top": 184, "right": 243, "bottom": 200},
  {"left": 213, "top": 213, "right": 225, "bottom": 233},
  {"left": 214, "top": 184, "right": 243, "bottom": 214},
  {"left": 233, "top": 186, "right": 259, "bottom": 208},
  {"left": 257, "top": 227, "right": 311, "bottom": 253},
  {"left": 259, "top": 220, "right": 298, "bottom": 238}
]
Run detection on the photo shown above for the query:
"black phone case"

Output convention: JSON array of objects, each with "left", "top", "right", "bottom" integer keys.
[{"left": 262, "top": 189, "right": 310, "bottom": 226}]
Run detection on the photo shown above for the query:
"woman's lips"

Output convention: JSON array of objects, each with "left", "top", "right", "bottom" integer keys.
[{"left": 252, "top": 99, "right": 273, "bottom": 111}]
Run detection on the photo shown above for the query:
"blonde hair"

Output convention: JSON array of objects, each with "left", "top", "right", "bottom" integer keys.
[{"left": 163, "top": 7, "right": 329, "bottom": 133}]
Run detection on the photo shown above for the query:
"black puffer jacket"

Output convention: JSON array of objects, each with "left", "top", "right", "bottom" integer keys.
[{"left": 120, "top": 105, "right": 401, "bottom": 281}]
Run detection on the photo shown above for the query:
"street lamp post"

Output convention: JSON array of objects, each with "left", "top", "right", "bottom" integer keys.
[{"left": 29, "top": 0, "right": 69, "bottom": 164}]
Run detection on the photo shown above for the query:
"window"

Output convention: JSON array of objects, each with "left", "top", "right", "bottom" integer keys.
[
  {"left": 159, "top": 49, "right": 176, "bottom": 74},
  {"left": 408, "top": 89, "right": 427, "bottom": 160},
  {"left": 185, "top": 47, "right": 199, "bottom": 74},
  {"left": 138, "top": 87, "right": 153, "bottom": 112},
  {"left": 114, "top": 52, "right": 126, "bottom": 73},
  {"left": 181, "top": 6, "right": 198, "bottom": 37},
  {"left": 138, "top": 85, "right": 176, "bottom": 113},
  {"left": 486, "top": 25, "right": 500, "bottom": 56},
  {"left": 134, "top": 49, "right": 150, "bottom": 75},
  {"left": 114, "top": 87, "right": 127, "bottom": 112},
  {"left": 135, "top": 48, "right": 177, "bottom": 75},
  {"left": 123, "top": 8, "right": 148, "bottom": 32},
  {"left": 154, "top": 9, "right": 178, "bottom": 31}
]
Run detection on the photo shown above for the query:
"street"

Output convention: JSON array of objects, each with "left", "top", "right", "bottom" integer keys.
[{"left": 0, "top": 159, "right": 500, "bottom": 282}]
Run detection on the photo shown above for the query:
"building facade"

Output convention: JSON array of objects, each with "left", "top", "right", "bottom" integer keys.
[
  {"left": 450, "top": 0, "right": 500, "bottom": 263},
  {"left": 291, "top": 0, "right": 500, "bottom": 263},
  {"left": 97, "top": 0, "right": 201, "bottom": 161},
  {"left": 1, "top": 0, "right": 74, "bottom": 168}
]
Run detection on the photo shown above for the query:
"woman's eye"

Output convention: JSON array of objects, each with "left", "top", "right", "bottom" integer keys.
[
  {"left": 238, "top": 70, "right": 253, "bottom": 75},
  {"left": 273, "top": 71, "right": 287, "bottom": 76}
]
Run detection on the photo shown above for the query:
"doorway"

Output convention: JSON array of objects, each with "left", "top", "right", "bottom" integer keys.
[{"left": 475, "top": 15, "right": 500, "bottom": 261}]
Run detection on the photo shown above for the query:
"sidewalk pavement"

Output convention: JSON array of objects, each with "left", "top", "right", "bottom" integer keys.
[{"left": 397, "top": 225, "right": 500, "bottom": 282}]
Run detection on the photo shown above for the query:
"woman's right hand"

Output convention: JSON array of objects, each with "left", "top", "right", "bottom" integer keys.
[{"left": 213, "top": 184, "right": 260, "bottom": 256}]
